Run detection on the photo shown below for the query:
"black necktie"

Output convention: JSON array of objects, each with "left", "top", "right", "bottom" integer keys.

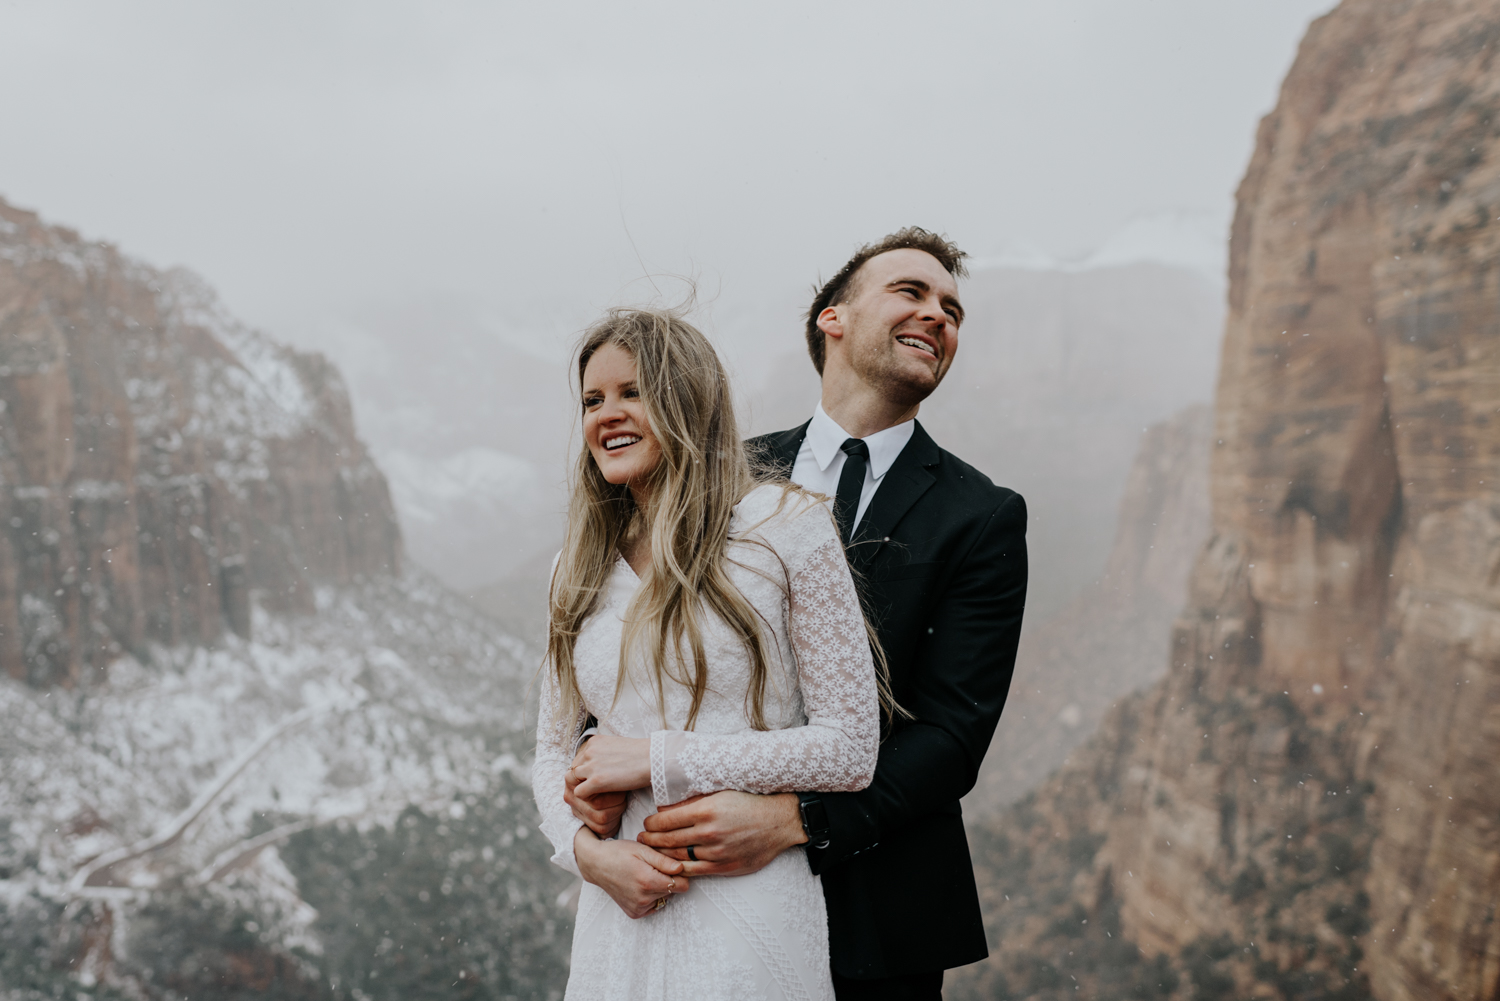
[{"left": 834, "top": 437, "right": 870, "bottom": 544}]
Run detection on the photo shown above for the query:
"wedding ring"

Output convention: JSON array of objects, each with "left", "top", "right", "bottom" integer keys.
[
  {"left": 687, "top": 845, "right": 698, "bottom": 862},
  {"left": 654, "top": 896, "right": 667, "bottom": 911}
]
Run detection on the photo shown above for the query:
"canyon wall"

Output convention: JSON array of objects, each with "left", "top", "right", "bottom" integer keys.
[
  {"left": 971, "top": 403, "right": 1213, "bottom": 812},
  {"left": 0, "top": 198, "right": 400, "bottom": 687},
  {"left": 955, "top": 2, "right": 1500, "bottom": 998}
]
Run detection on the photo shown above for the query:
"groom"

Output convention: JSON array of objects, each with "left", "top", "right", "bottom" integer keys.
[{"left": 635, "top": 227, "right": 1028, "bottom": 998}]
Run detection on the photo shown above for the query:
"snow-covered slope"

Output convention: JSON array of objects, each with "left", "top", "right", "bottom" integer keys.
[
  {"left": 2, "top": 570, "right": 571, "bottom": 1000},
  {"left": 0, "top": 198, "right": 572, "bottom": 1000}
]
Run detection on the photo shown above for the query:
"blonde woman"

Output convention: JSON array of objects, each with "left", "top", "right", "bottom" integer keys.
[{"left": 531, "top": 308, "right": 880, "bottom": 1001}]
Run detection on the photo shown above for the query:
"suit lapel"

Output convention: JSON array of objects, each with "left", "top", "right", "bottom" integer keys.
[
  {"left": 754, "top": 420, "right": 810, "bottom": 479},
  {"left": 848, "top": 421, "right": 941, "bottom": 564}
]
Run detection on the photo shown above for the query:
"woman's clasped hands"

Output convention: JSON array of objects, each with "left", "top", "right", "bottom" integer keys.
[
  {"left": 567, "top": 734, "right": 683, "bottom": 918},
  {"left": 564, "top": 733, "right": 648, "bottom": 836},
  {"left": 573, "top": 827, "right": 688, "bottom": 920}
]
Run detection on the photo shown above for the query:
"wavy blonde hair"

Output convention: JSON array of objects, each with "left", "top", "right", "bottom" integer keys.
[
  {"left": 546, "top": 307, "right": 900, "bottom": 734},
  {"left": 547, "top": 308, "right": 775, "bottom": 732}
]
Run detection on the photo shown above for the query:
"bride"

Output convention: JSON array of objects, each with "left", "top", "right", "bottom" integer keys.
[{"left": 531, "top": 307, "right": 882, "bottom": 1000}]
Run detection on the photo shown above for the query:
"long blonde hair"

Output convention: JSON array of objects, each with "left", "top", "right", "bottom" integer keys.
[
  {"left": 546, "top": 307, "right": 901, "bottom": 734},
  {"left": 547, "top": 308, "right": 777, "bottom": 731}
]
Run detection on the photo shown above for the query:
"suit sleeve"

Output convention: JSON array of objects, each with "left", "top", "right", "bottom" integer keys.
[{"left": 807, "top": 490, "right": 1027, "bottom": 873}]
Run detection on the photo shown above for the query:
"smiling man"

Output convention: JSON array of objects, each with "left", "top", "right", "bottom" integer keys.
[{"left": 632, "top": 227, "right": 1029, "bottom": 999}]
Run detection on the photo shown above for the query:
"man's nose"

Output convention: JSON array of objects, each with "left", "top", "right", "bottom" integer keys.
[{"left": 917, "top": 294, "right": 948, "bottom": 326}]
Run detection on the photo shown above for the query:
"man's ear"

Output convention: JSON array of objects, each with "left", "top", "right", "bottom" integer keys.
[{"left": 816, "top": 305, "right": 844, "bottom": 342}]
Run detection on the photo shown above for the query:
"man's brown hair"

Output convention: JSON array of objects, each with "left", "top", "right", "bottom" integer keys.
[{"left": 804, "top": 226, "right": 969, "bottom": 376}]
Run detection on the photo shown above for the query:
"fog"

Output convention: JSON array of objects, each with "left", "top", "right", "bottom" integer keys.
[
  {"left": 0, "top": 0, "right": 1334, "bottom": 613},
  {"left": 0, "top": 0, "right": 1328, "bottom": 346}
]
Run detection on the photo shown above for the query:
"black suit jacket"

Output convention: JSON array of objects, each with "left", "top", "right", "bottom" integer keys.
[{"left": 752, "top": 419, "right": 1027, "bottom": 980}]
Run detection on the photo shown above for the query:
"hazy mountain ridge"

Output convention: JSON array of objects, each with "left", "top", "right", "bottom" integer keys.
[{"left": 298, "top": 299, "right": 576, "bottom": 592}]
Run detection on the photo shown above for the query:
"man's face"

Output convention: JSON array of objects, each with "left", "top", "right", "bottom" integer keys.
[{"left": 821, "top": 248, "right": 963, "bottom": 407}]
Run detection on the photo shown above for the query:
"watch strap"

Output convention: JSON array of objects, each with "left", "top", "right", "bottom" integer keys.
[{"left": 797, "top": 792, "right": 831, "bottom": 850}]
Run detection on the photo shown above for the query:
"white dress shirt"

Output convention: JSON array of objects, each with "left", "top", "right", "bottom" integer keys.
[{"left": 789, "top": 403, "right": 916, "bottom": 530}]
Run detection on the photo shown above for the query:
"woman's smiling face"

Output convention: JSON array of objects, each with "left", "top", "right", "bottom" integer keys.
[{"left": 582, "top": 342, "right": 663, "bottom": 493}]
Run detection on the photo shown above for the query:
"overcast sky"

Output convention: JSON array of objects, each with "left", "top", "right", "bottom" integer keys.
[{"left": 0, "top": 0, "right": 1333, "bottom": 364}]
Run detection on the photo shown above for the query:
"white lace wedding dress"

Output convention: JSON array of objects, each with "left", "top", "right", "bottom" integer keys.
[{"left": 532, "top": 483, "right": 879, "bottom": 1001}]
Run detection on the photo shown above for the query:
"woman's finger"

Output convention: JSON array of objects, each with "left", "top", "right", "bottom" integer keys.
[
  {"left": 569, "top": 770, "right": 608, "bottom": 795},
  {"left": 563, "top": 790, "right": 606, "bottom": 826},
  {"left": 621, "top": 851, "right": 682, "bottom": 918},
  {"left": 655, "top": 870, "right": 687, "bottom": 898},
  {"left": 566, "top": 785, "right": 624, "bottom": 812}
]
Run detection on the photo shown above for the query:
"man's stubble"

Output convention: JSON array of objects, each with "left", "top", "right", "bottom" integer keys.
[{"left": 844, "top": 321, "right": 951, "bottom": 413}]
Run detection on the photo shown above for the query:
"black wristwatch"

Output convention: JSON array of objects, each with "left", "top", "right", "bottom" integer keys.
[{"left": 797, "top": 792, "right": 831, "bottom": 850}]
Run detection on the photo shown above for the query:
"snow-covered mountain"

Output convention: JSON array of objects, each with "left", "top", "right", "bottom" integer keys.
[{"left": 0, "top": 198, "right": 572, "bottom": 1000}]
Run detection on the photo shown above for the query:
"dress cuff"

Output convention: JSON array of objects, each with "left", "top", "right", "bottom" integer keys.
[
  {"left": 571, "top": 726, "right": 599, "bottom": 758},
  {"left": 650, "top": 730, "right": 693, "bottom": 806},
  {"left": 543, "top": 815, "right": 587, "bottom": 877}
]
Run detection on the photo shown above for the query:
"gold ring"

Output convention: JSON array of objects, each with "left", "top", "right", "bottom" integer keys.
[
  {"left": 666, "top": 876, "right": 676, "bottom": 893},
  {"left": 654, "top": 896, "right": 667, "bottom": 911}
]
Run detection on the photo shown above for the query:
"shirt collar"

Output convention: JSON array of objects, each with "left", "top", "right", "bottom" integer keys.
[{"left": 805, "top": 403, "right": 916, "bottom": 480}]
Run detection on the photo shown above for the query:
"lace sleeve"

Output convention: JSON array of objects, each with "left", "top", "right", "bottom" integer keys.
[
  {"left": 531, "top": 667, "right": 588, "bottom": 876},
  {"left": 648, "top": 528, "right": 879, "bottom": 805}
]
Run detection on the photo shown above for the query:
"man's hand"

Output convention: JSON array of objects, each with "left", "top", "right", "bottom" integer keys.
[{"left": 637, "top": 791, "right": 806, "bottom": 877}]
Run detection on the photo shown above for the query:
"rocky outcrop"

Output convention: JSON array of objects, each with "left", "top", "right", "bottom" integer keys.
[
  {"left": 954, "top": 2, "right": 1500, "bottom": 999},
  {"left": 0, "top": 198, "right": 400, "bottom": 686},
  {"left": 972, "top": 403, "right": 1212, "bottom": 811}
]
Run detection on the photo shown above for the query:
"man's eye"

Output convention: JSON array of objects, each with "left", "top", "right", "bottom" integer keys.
[{"left": 944, "top": 309, "right": 958, "bottom": 321}]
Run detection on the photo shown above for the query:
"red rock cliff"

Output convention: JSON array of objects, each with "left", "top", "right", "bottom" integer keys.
[
  {"left": 0, "top": 199, "right": 400, "bottom": 687},
  {"left": 955, "top": 3, "right": 1500, "bottom": 999}
]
